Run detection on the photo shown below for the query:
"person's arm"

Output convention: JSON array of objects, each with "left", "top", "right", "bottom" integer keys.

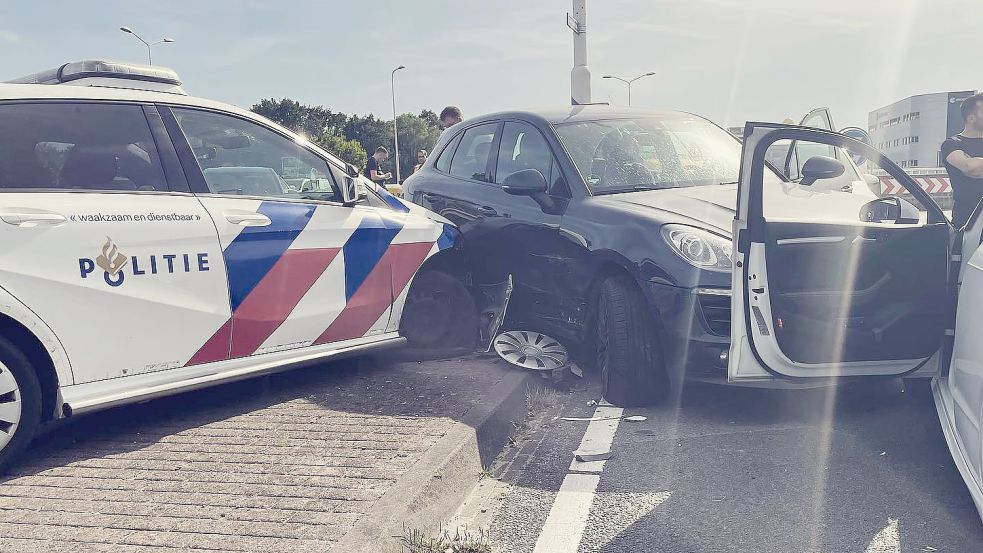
[
  {"left": 946, "top": 149, "right": 983, "bottom": 178},
  {"left": 370, "top": 169, "right": 384, "bottom": 182}
]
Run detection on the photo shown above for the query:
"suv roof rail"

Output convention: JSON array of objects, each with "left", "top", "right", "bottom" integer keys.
[{"left": 6, "top": 60, "right": 186, "bottom": 95}]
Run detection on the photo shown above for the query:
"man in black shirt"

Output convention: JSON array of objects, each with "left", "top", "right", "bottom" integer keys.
[
  {"left": 942, "top": 92, "right": 983, "bottom": 228},
  {"left": 364, "top": 146, "right": 392, "bottom": 184}
]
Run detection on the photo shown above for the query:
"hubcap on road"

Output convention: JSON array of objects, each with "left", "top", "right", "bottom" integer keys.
[
  {"left": 0, "top": 364, "right": 21, "bottom": 451},
  {"left": 494, "top": 331, "right": 569, "bottom": 370}
]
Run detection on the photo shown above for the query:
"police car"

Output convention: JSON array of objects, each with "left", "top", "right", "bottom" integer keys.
[{"left": 0, "top": 60, "right": 464, "bottom": 468}]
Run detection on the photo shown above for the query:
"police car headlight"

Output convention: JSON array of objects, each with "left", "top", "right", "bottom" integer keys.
[{"left": 661, "top": 224, "right": 733, "bottom": 272}]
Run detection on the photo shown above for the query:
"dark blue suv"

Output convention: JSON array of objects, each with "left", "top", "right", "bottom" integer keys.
[{"left": 403, "top": 106, "right": 738, "bottom": 405}]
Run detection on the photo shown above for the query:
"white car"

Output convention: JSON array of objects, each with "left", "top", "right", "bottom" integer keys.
[
  {"left": 0, "top": 60, "right": 462, "bottom": 468},
  {"left": 730, "top": 121, "right": 983, "bottom": 522}
]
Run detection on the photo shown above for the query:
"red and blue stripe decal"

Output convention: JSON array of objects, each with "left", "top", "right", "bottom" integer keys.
[{"left": 224, "top": 202, "right": 316, "bottom": 311}]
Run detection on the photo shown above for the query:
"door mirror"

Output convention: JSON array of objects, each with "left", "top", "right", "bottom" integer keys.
[
  {"left": 346, "top": 163, "right": 360, "bottom": 178},
  {"left": 799, "top": 155, "right": 844, "bottom": 186},
  {"left": 859, "top": 197, "right": 920, "bottom": 224},
  {"left": 341, "top": 175, "right": 367, "bottom": 205},
  {"left": 501, "top": 169, "right": 548, "bottom": 196}
]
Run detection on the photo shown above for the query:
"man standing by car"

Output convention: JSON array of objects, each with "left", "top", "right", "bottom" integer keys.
[
  {"left": 942, "top": 92, "right": 983, "bottom": 227},
  {"left": 364, "top": 146, "right": 392, "bottom": 184},
  {"left": 439, "top": 106, "right": 463, "bottom": 130}
]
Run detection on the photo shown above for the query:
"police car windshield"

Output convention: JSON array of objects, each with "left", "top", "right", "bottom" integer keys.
[{"left": 555, "top": 115, "right": 748, "bottom": 194}]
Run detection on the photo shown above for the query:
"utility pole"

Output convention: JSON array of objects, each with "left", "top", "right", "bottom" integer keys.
[
  {"left": 568, "top": 0, "right": 590, "bottom": 105},
  {"left": 391, "top": 65, "right": 406, "bottom": 184},
  {"left": 119, "top": 27, "right": 173, "bottom": 65}
]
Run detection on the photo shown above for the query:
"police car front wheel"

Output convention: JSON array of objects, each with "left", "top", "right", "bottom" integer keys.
[{"left": 0, "top": 337, "right": 42, "bottom": 472}]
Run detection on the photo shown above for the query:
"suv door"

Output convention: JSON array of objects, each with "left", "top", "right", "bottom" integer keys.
[
  {"left": 0, "top": 101, "right": 231, "bottom": 382},
  {"left": 729, "top": 122, "right": 952, "bottom": 381},
  {"left": 162, "top": 106, "right": 400, "bottom": 359}
]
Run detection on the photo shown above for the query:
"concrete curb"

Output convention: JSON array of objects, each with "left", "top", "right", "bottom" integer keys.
[{"left": 333, "top": 359, "right": 535, "bottom": 552}]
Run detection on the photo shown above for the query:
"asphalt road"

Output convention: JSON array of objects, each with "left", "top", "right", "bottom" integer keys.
[{"left": 488, "top": 374, "right": 983, "bottom": 553}]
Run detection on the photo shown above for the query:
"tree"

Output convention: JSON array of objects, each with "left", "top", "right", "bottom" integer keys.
[
  {"left": 394, "top": 113, "right": 443, "bottom": 178},
  {"left": 251, "top": 98, "right": 444, "bottom": 181},
  {"left": 317, "top": 132, "right": 367, "bottom": 171},
  {"left": 251, "top": 98, "right": 347, "bottom": 139}
]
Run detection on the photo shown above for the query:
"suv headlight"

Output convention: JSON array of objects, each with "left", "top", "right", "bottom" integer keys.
[{"left": 661, "top": 224, "right": 733, "bottom": 272}]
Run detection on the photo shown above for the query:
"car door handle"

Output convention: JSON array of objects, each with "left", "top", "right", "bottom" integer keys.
[
  {"left": 0, "top": 209, "right": 68, "bottom": 227},
  {"left": 421, "top": 193, "right": 438, "bottom": 202},
  {"left": 223, "top": 210, "right": 272, "bottom": 227},
  {"left": 477, "top": 206, "right": 498, "bottom": 216}
]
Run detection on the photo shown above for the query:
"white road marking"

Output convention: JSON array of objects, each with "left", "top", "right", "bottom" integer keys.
[
  {"left": 578, "top": 491, "right": 672, "bottom": 553},
  {"left": 533, "top": 403, "right": 625, "bottom": 553},
  {"left": 569, "top": 406, "right": 624, "bottom": 473},
  {"left": 865, "top": 517, "right": 900, "bottom": 553},
  {"left": 532, "top": 473, "right": 600, "bottom": 553}
]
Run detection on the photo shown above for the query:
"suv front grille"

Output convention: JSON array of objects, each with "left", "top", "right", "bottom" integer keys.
[{"left": 698, "top": 293, "right": 731, "bottom": 336}]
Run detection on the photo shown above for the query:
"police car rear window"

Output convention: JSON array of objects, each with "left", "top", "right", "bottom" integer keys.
[{"left": 0, "top": 103, "right": 167, "bottom": 192}]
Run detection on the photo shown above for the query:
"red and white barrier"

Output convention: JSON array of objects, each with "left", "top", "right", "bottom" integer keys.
[{"left": 880, "top": 175, "right": 951, "bottom": 195}]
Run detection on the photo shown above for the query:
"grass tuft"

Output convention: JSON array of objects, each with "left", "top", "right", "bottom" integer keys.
[{"left": 399, "top": 526, "right": 492, "bottom": 553}]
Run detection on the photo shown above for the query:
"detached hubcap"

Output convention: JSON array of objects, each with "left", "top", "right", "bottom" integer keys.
[
  {"left": 0, "top": 365, "right": 21, "bottom": 451},
  {"left": 494, "top": 331, "right": 569, "bottom": 370}
]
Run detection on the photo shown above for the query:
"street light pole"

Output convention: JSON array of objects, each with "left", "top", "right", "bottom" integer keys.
[
  {"left": 391, "top": 65, "right": 406, "bottom": 184},
  {"left": 119, "top": 26, "right": 174, "bottom": 65},
  {"left": 601, "top": 72, "right": 656, "bottom": 106}
]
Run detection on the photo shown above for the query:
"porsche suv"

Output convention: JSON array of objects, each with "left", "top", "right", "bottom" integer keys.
[{"left": 403, "top": 106, "right": 902, "bottom": 406}]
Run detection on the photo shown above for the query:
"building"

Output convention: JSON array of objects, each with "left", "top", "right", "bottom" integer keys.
[{"left": 868, "top": 90, "right": 977, "bottom": 168}]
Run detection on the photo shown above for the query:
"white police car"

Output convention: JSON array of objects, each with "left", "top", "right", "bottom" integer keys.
[{"left": 0, "top": 60, "right": 462, "bottom": 468}]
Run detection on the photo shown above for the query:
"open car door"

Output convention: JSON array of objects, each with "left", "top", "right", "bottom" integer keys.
[{"left": 729, "top": 122, "right": 953, "bottom": 382}]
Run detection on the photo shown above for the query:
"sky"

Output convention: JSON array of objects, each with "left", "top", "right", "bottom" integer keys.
[{"left": 0, "top": 0, "right": 980, "bottom": 129}]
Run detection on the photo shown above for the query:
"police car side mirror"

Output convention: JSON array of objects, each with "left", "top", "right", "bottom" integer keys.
[
  {"left": 346, "top": 163, "right": 360, "bottom": 178},
  {"left": 341, "top": 175, "right": 368, "bottom": 206}
]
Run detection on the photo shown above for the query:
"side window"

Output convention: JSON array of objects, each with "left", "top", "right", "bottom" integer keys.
[
  {"left": 495, "top": 122, "right": 554, "bottom": 186},
  {"left": 0, "top": 102, "right": 167, "bottom": 192},
  {"left": 435, "top": 133, "right": 462, "bottom": 173},
  {"left": 171, "top": 108, "right": 340, "bottom": 202},
  {"left": 449, "top": 123, "right": 497, "bottom": 182},
  {"left": 763, "top": 137, "right": 926, "bottom": 223}
]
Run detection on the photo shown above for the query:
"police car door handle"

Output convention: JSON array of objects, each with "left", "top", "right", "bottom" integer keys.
[
  {"left": 0, "top": 209, "right": 68, "bottom": 227},
  {"left": 223, "top": 210, "right": 272, "bottom": 227}
]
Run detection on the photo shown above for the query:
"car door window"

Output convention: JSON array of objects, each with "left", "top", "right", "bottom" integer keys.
[
  {"left": 170, "top": 108, "right": 341, "bottom": 202},
  {"left": 495, "top": 122, "right": 554, "bottom": 186},
  {"left": 0, "top": 102, "right": 167, "bottom": 192},
  {"left": 435, "top": 132, "right": 463, "bottom": 174},
  {"left": 449, "top": 123, "right": 497, "bottom": 182}
]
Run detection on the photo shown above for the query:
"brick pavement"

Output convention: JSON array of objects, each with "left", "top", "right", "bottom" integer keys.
[{"left": 0, "top": 357, "right": 510, "bottom": 552}]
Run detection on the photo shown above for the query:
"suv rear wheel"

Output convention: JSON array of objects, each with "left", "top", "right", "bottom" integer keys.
[
  {"left": 0, "top": 337, "right": 42, "bottom": 471},
  {"left": 596, "top": 276, "right": 668, "bottom": 406}
]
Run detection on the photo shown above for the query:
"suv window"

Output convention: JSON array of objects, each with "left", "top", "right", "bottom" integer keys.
[
  {"left": 171, "top": 108, "right": 341, "bottom": 202},
  {"left": 435, "top": 132, "right": 463, "bottom": 173},
  {"left": 495, "top": 122, "right": 553, "bottom": 186},
  {"left": 0, "top": 102, "right": 167, "bottom": 192},
  {"left": 449, "top": 123, "right": 497, "bottom": 182}
]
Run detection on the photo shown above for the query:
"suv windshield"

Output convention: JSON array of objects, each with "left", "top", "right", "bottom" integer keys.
[{"left": 554, "top": 115, "right": 744, "bottom": 194}]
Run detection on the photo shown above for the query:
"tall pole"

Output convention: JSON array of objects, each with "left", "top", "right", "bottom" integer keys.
[
  {"left": 602, "top": 72, "right": 655, "bottom": 106},
  {"left": 120, "top": 27, "right": 173, "bottom": 65},
  {"left": 391, "top": 65, "right": 406, "bottom": 184},
  {"left": 568, "top": 0, "right": 591, "bottom": 105}
]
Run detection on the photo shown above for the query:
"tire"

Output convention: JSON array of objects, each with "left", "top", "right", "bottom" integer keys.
[
  {"left": 596, "top": 276, "right": 669, "bottom": 406},
  {"left": 0, "top": 336, "right": 42, "bottom": 472},
  {"left": 398, "top": 270, "right": 478, "bottom": 360}
]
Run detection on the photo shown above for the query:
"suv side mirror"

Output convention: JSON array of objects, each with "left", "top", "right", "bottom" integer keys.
[
  {"left": 859, "top": 196, "right": 920, "bottom": 224},
  {"left": 799, "top": 155, "right": 844, "bottom": 186},
  {"left": 501, "top": 169, "right": 548, "bottom": 196},
  {"left": 346, "top": 163, "right": 360, "bottom": 178}
]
